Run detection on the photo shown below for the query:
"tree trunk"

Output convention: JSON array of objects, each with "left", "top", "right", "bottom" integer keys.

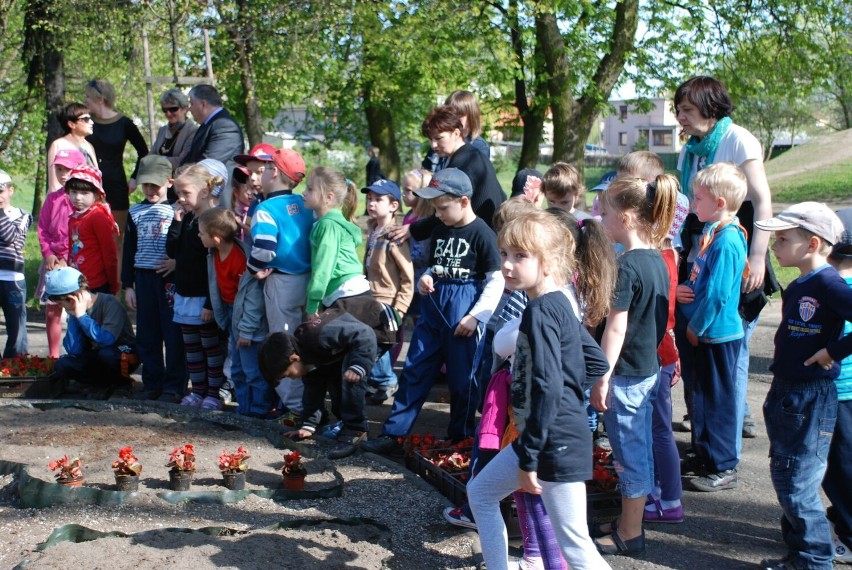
[
  {"left": 364, "top": 80, "right": 400, "bottom": 183},
  {"left": 231, "top": 0, "right": 263, "bottom": 146},
  {"left": 509, "top": 0, "right": 545, "bottom": 171},
  {"left": 537, "top": 0, "right": 639, "bottom": 170}
]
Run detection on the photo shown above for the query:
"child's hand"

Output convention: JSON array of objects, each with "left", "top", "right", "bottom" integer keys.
[
  {"left": 518, "top": 469, "right": 542, "bottom": 495},
  {"left": 201, "top": 308, "right": 213, "bottom": 322},
  {"left": 686, "top": 327, "right": 699, "bottom": 347},
  {"left": 418, "top": 274, "right": 434, "bottom": 295},
  {"left": 67, "top": 291, "right": 87, "bottom": 318},
  {"left": 45, "top": 255, "right": 59, "bottom": 270},
  {"left": 591, "top": 378, "right": 609, "bottom": 412},
  {"left": 671, "top": 360, "right": 681, "bottom": 387},
  {"left": 124, "top": 288, "right": 137, "bottom": 310},
  {"left": 236, "top": 338, "right": 252, "bottom": 348},
  {"left": 284, "top": 428, "right": 313, "bottom": 441},
  {"left": 343, "top": 368, "right": 362, "bottom": 383},
  {"left": 454, "top": 314, "right": 478, "bottom": 337},
  {"left": 676, "top": 284, "right": 695, "bottom": 304},
  {"left": 253, "top": 268, "right": 273, "bottom": 280},
  {"left": 386, "top": 224, "right": 410, "bottom": 244},
  {"left": 173, "top": 204, "right": 185, "bottom": 221},
  {"left": 804, "top": 348, "right": 835, "bottom": 371},
  {"left": 155, "top": 258, "right": 176, "bottom": 277}
]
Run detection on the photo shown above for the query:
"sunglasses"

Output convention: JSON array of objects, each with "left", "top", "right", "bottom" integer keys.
[
  {"left": 76, "top": 115, "right": 93, "bottom": 123},
  {"left": 162, "top": 106, "right": 181, "bottom": 114}
]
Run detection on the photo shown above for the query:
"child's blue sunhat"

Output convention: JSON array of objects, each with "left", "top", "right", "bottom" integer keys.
[{"left": 45, "top": 267, "right": 84, "bottom": 297}]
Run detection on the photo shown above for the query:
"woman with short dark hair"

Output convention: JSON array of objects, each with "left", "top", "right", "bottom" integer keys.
[{"left": 47, "top": 103, "right": 98, "bottom": 193}]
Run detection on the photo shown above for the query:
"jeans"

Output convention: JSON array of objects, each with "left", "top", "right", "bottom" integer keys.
[
  {"left": 735, "top": 317, "right": 758, "bottom": 457},
  {"left": 134, "top": 270, "right": 185, "bottom": 394},
  {"left": 231, "top": 341, "right": 274, "bottom": 417},
  {"left": 823, "top": 399, "right": 852, "bottom": 550},
  {"left": 652, "top": 363, "right": 683, "bottom": 502},
  {"left": 764, "top": 378, "right": 837, "bottom": 569},
  {"left": 54, "top": 346, "right": 124, "bottom": 386},
  {"left": 0, "top": 279, "right": 27, "bottom": 357},
  {"left": 467, "top": 445, "right": 610, "bottom": 570},
  {"left": 302, "top": 363, "right": 368, "bottom": 433},
  {"left": 368, "top": 351, "right": 397, "bottom": 390},
  {"left": 604, "top": 372, "right": 658, "bottom": 499}
]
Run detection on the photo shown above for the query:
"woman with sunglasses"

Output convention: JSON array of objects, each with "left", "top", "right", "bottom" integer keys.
[
  {"left": 151, "top": 88, "right": 197, "bottom": 172},
  {"left": 46, "top": 103, "right": 98, "bottom": 193},
  {"left": 84, "top": 79, "right": 149, "bottom": 274}
]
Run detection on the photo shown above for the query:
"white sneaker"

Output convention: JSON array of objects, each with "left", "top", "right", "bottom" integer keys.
[
  {"left": 519, "top": 556, "right": 545, "bottom": 570},
  {"left": 832, "top": 528, "right": 852, "bottom": 564}
]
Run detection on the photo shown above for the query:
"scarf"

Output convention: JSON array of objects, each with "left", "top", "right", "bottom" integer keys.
[
  {"left": 680, "top": 116, "right": 732, "bottom": 201},
  {"left": 694, "top": 216, "right": 750, "bottom": 281}
]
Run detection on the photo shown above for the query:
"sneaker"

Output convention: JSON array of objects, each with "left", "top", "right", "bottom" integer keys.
[
  {"left": 643, "top": 501, "right": 684, "bottom": 523},
  {"left": 673, "top": 414, "right": 691, "bottom": 432},
  {"left": 761, "top": 557, "right": 803, "bottom": 570},
  {"left": 328, "top": 431, "right": 367, "bottom": 460},
  {"left": 443, "top": 505, "right": 477, "bottom": 529},
  {"left": 832, "top": 524, "right": 852, "bottom": 564},
  {"left": 180, "top": 393, "right": 203, "bottom": 407},
  {"left": 320, "top": 420, "right": 343, "bottom": 440},
  {"left": 201, "top": 396, "right": 223, "bottom": 410},
  {"left": 680, "top": 453, "right": 706, "bottom": 476},
  {"left": 360, "top": 434, "right": 405, "bottom": 457},
  {"left": 690, "top": 469, "right": 738, "bottom": 492},
  {"left": 278, "top": 411, "right": 303, "bottom": 428},
  {"left": 742, "top": 415, "right": 758, "bottom": 439},
  {"left": 367, "top": 384, "right": 399, "bottom": 405}
]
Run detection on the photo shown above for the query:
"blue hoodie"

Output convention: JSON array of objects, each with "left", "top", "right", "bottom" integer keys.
[{"left": 680, "top": 218, "right": 748, "bottom": 343}]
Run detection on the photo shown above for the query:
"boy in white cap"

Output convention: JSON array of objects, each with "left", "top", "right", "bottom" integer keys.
[
  {"left": 754, "top": 202, "right": 852, "bottom": 570},
  {"left": 0, "top": 169, "right": 32, "bottom": 357}
]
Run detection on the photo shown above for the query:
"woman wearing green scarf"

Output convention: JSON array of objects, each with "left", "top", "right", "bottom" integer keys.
[{"left": 673, "top": 76, "right": 777, "bottom": 468}]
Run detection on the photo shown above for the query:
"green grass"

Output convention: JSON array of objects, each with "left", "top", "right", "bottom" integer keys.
[{"left": 769, "top": 161, "right": 852, "bottom": 203}]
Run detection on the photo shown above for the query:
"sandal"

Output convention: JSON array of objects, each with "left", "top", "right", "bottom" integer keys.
[
  {"left": 594, "top": 530, "right": 645, "bottom": 556},
  {"left": 589, "top": 518, "right": 618, "bottom": 539}
]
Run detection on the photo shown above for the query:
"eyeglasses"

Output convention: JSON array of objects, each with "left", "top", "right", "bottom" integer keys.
[
  {"left": 162, "top": 106, "right": 180, "bottom": 114},
  {"left": 76, "top": 115, "right": 93, "bottom": 123}
]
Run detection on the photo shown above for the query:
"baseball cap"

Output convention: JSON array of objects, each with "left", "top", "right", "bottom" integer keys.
[
  {"left": 270, "top": 148, "right": 306, "bottom": 185},
  {"left": 45, "top": 267, "right": 84, "bottom": 297},
  {"left": 137, "top": 155, "right": 173, "bottom": 187},
  {"left": 52, "top": 149, "right": 86, "bottom": 169},
  {"left": 754, "top": 201, "right": 844, "bottom": 244},
  {"left": 234, "top": 143, "right": 276, "bottom": 166},
  {"left": 414, "top": 168, "right": 472, "bottom": 199},
  {"left": 361, "top": 179, "right": 401, "bottom": 203},
  {"left": 592, "top": 171, "right": 617, "bottom": 192},
  {"left": 832, "top": 207, "right": 852, "bottom": 259},
  {"left": 68, "top": 166, "right": 104, "bottom": 194},
  {"left": 0, "top": 170, "right": 10, "bottom": 186}
]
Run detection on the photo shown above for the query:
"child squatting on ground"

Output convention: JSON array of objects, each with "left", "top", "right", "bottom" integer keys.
[
  {"left": 46, "top": 267, "right": 138, "bottom": 399},
  {"left": 753, "top": 202, "right": 852, "bottom": 570}
]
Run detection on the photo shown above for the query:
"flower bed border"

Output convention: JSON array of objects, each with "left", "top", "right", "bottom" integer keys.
[{"left": 0, "top": 376, "right": 53, "bottom": 399}]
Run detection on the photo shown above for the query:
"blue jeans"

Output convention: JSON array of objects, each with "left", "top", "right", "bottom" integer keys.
[
  {"left": 604, "top": 372, "right": 659, "bottom": 499},
  {"left": 0, "top": 279, "right": 27, "bottom": 358},
  {"left": 368, "top": 351, "right": 397, "bottom": 390},
  {"left": 134, "top": 270, "right": 185, "bottom": 394},
  {"left": 823, "top": 399, "right": 852, "bottom": 550},
  {"left": 764, "top": 378, "right": 837, "bottom": 569},
  {"left": 54, "top": 346, "right": 124, "bottom": 386},
  {"left": 735, "top": 317, "right": 758, "bottom": 457},
  {"left": 231, "top": 341, "right": 274, "bottom": 417}
]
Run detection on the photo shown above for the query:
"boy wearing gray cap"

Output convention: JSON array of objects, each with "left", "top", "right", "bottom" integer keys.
[
  {"left": 362, "top": 168, "right": 504, "bottom": 456},
  {"left": 754, "top": 202, "right": 852, "bottom": 570}
]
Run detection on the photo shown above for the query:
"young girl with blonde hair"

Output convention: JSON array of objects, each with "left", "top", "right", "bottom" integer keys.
[
  {"left": 302, "top": 166, "right": 370, "bottom": 317},
  {"left": 590, "top": 174, "right": 677, "bottom": 556},
  {"left": 166, "top": 164, "right": 225, "bottom": 409},
  {"left": 468, "top": 210, "right": 612, "bottom": 570}
]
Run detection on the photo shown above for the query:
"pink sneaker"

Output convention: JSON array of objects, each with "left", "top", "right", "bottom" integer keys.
[
  {"left": 643, "top": 501, "right": 684, "bottom": 523},
  {"left": 201, "top": 396, "right": 223, "bottom": 411},
  {"left": 180, "top": 393, "right": 203, "bottom": 407}
]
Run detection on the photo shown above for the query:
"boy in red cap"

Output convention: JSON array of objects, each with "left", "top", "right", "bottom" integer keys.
[{"left": 245, "top": 146, "right": 314, "bottom": 426}]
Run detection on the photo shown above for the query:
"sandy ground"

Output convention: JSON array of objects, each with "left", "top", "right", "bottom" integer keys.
[{"left": 0, "top": 295, "right": 836, "bottom": 569}]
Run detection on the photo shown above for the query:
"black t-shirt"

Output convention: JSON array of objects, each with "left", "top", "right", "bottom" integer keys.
[
  {"left": 448, "top": 144, "right": 505, "bottom": 227},
  {"left": 429, "top": 217, "right": 500, "bottom": 280},
  {"left": 611, "top": 249, "right": 669, "bottom": 376}
]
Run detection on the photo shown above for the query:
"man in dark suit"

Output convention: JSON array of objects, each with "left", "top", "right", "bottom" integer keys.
[{"left": 182, "top": 84, "right": 245, "bottom": 208}]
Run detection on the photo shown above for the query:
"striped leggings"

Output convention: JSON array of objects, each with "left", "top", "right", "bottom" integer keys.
[{"left": 181, "top": 323, "right": 224, "bottom": 399}]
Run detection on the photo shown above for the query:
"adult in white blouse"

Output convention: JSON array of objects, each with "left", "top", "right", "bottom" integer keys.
[{"left": 46, "top": 103, "right": 98, "bottom": 193}]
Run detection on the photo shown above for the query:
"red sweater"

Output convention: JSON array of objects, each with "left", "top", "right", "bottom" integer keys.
[
  {"left": 68, "top": 206, "right": 118, "bottom": 293},
  {"left": 657, "top": 248, "right": 679, "bottom": 366}
]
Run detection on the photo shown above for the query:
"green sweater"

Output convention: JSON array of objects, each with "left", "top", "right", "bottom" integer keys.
[{"left": 306, "top": 209, "right": 364, "bottom": 314}]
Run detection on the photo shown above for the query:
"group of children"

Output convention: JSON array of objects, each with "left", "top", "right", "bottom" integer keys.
[{"left": 1, "top": 100, "right": 850, "bottom": 568}]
